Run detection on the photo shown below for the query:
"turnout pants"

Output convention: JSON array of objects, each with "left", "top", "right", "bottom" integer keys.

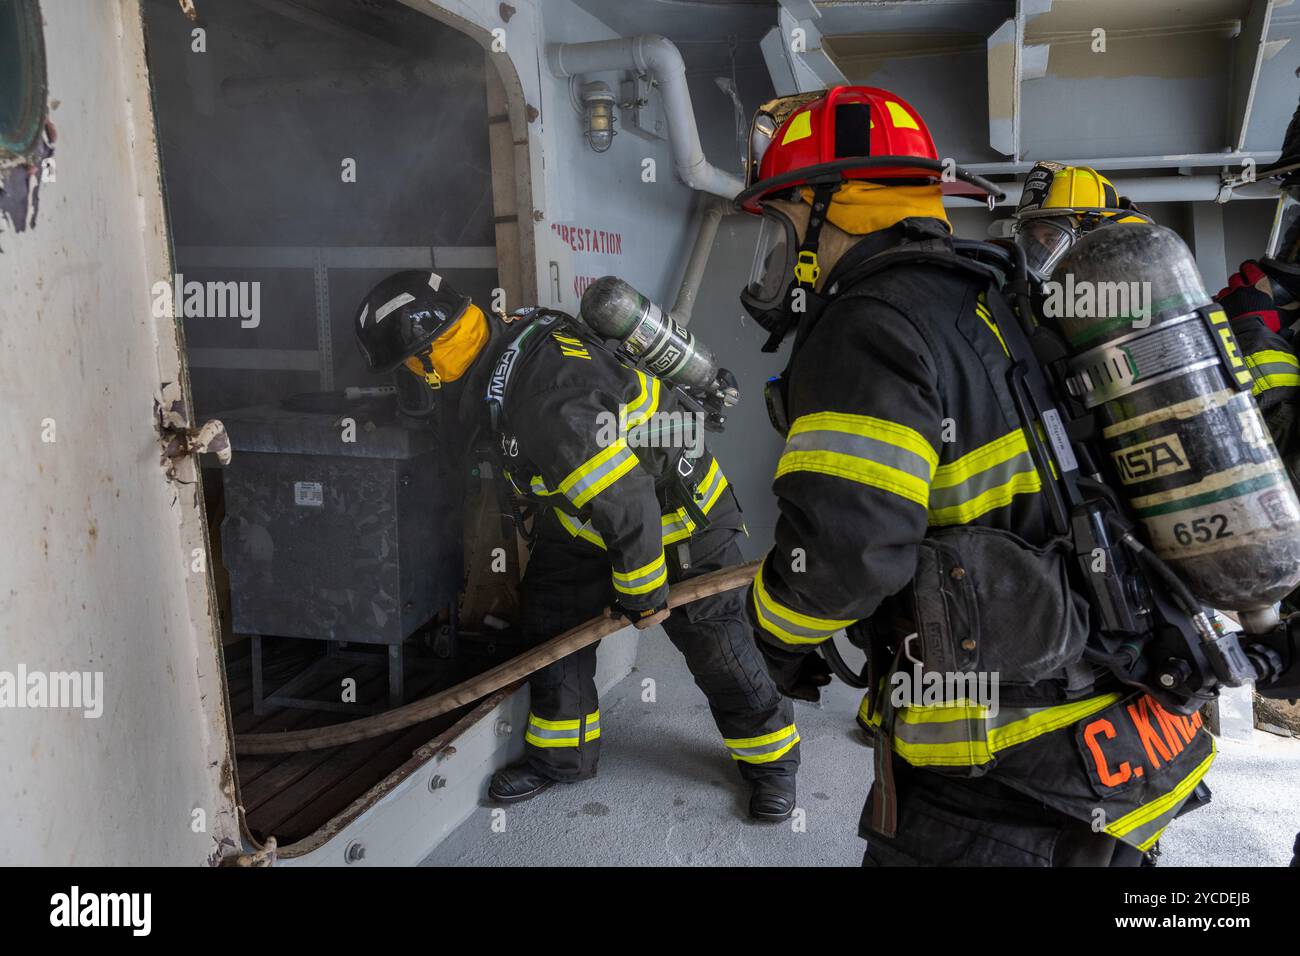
[
  {"left": 518, "top": 490, "right": 799, "bottom": 786},
  {"left": 859, "top": 756, "right": 1207, "bottom": 866}
]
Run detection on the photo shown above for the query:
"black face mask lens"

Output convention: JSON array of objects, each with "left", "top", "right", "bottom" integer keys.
[{"left": 393, "top": 365, "right": 440, "bottom": 418}]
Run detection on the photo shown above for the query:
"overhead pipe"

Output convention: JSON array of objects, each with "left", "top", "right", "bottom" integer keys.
[
  {"left": 671, "top": 194, "right": 730, "bottom": 325},
  {"left": 547, "top": 34, "right": 746, "bottom": 200}
]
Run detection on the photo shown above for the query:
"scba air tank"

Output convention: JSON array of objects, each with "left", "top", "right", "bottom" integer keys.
[
  {"left": 1051, "top": 222, "right": 1300, "bottom": 611},
  {"left": 579, "top": 276, "right": 719, "bottom": 392}
]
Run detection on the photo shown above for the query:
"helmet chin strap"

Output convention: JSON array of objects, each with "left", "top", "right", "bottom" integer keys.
[
  {"left": 761, "top": 181, "right": 838, "bottom": 352},
  {"left": 404, "top": 350, "right": 443, "bottom": 389}
]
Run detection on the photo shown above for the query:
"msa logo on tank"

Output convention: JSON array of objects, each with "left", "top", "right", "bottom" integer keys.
[
  {"left": 628, "top": 308, "right": 689, "bottom": 377},
  {"left": 646, "top": 340, "right": 684, "bottom": 376},
  {"left": 1110, "top": 433, "right": 1191, "bottom": 484},
  {"left": 551, "top": 331, "right": 591, "bottom": 360}
]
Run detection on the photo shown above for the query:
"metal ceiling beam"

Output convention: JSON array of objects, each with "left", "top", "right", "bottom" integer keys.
[
  {"left": 987, "top": 17, "right": 1021, "bottom": 159},
  {"left": 760, "top": 5, "right": 845, "bottom": 95},
  {"left": 964, "top": 151, "right": 1280, "bottom": 175},
  {"left": 1230, "top": 0, "right": 1276, "bottom": 151}
]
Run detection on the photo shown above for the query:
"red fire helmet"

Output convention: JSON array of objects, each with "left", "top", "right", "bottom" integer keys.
[{"left": 735, "top": 85, "right": 1002, "bottom": 214}]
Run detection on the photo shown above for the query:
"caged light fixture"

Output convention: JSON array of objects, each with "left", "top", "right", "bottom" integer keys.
[{"left": 581, "top": 81, "right": 617, "bottom": 153}]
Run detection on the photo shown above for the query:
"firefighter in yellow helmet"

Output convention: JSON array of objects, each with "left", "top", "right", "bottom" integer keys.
[{"left": 1011, "top": 162, "right": 1153, "bottom": 282}]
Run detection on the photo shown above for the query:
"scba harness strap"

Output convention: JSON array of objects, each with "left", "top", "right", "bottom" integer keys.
[
  {"left": 764, "top": 236, "right": 997, "bottom": 436},
  {"left": 485, "top": 307, "right": 563, "bottom": 433}
]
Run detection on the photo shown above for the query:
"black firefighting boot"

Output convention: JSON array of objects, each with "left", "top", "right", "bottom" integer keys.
[
  {"left": 749, "top": 779, "right": 796, "bottom": 822},
  {"left": 487, "top": 763, "right": 558, "bottom": 804}
]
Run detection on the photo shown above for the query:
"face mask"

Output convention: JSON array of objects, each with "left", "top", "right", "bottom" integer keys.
[
  {"left": 1014, "top": 206, "right": 1156, "bottom": 284},
  {"left": 393, "top": 362, "right": 443, "bottom": 418},
  {"left": 1014, "top": 216, "right": 1080, "bottom": 283},
  {"left": 740, "top": 206, "right": 806, "bottom": 342},
  {"left": 394, "top": 304, "right": 491, "bottom": 418}
]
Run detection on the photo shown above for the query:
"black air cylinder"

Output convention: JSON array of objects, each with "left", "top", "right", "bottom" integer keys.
[{"left": 1052, "top": 223, "right": 1300, "bottom": 611}]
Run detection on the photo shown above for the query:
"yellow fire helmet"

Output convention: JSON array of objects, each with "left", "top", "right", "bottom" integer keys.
[
  {"left": 1015, "top": 162, "right": 1146, "bottom": 222},
  {"left": 1012, "top": 162, "right": 1151, "bottom": 280}
]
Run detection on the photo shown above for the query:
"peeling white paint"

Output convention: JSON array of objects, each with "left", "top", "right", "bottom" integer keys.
[{"left": 0, "top": 0, "right": 238, "bottom": 865}]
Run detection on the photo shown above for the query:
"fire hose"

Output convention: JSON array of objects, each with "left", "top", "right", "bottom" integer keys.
[{"left": 234, "top": 560, "right": 760, "bottom": 755}]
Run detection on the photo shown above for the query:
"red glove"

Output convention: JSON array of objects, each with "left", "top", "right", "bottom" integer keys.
[{"left": 1216, "top": 260, "right": 1283, "bottom": 333}]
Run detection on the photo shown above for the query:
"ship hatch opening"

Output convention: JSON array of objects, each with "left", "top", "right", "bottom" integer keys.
[{"left": 140, "top": 0, "right": 526, "bottom": 853}]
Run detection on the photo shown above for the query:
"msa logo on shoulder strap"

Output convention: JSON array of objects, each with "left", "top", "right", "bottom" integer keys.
[
  {"left": 487, "top": 348, "right": 518, "bottom": 407},
  {"left": 486, "top": 312, "right": 558, "bottom": 417}
]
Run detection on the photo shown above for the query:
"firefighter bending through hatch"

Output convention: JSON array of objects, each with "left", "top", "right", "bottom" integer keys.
[
  {"left": 352, "top": 274, "right": 800, "bottom": 820},
  {"left": 734, "top": 86, "right": 1214, "bottom": 865}
]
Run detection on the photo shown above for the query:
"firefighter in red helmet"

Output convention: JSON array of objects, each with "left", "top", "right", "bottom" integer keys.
[{"left": 736, "top": 86, "right": 1214, "bottom": 865}]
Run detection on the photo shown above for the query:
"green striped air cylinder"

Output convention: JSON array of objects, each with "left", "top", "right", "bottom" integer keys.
[
  {"left": 579, "top": 276, "right": 719, "bottom": 392},
  {"left": 1050, "top": 223, "right": 1300, "bottom": 611}
]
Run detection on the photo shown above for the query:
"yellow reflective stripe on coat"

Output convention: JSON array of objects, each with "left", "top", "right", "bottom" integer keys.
[
  {"left": 752, "top": 564, "right": 855, "bottom": 646},
  {"left": 891, "top": 692, "right": 1121, "bottom": 767},
  {"left": 928, "top": 428, "right": 1042, "bottom": 526},
  {"left": 661, "top": 458, "right": 729, "bottom": 544},
  {"left": 976, "top": 294, "right": 1009, "bottom": 357},
  {"left": 611, "top": 551, "right": 668, "bottom": 596},
  {"left": 524, "top": 712, "right": 582, "bottom": 748},
  {"left": 558, "top": 439, "right": 639, "bottom": 508},
  {"left": 622, "top": 370, "right": 661, "bottom": 429},
  {"left": 693, "top": 457, "right": 728, "bottom": 513},
  {"left": 1245, "top": 348, "right": 1300, "bottom": 395},
  {"left": 724, "top": 723, "right": 800, "bottom": 764},
  {"left": 528, "top": 474, "right": 559, "bottom": 497},
  {"left": 554, "top": 509, "right": 607, "bottom": 547},
  {"left": 583, "top": 709, "right": 601, "bottom": 743},
  {"left": 553, "top": 460, "right": 730, "bottom": 549},
  {"left": 775, "top": 411, "right": 937, "bottom": 508},
  {"left": 1103, "top": 742, "right": 1215, "bottom": 850}
]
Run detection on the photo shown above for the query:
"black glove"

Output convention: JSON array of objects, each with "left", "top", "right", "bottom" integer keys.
[
  {"left": 756, "top": 639, "right": 833, "bottom": 702},
  {"left": 1250, "top": 615, "right": 1300, "bottom": 700},
  {"left": 607, "top": 600, "right": 670, "bottom": 630}
]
